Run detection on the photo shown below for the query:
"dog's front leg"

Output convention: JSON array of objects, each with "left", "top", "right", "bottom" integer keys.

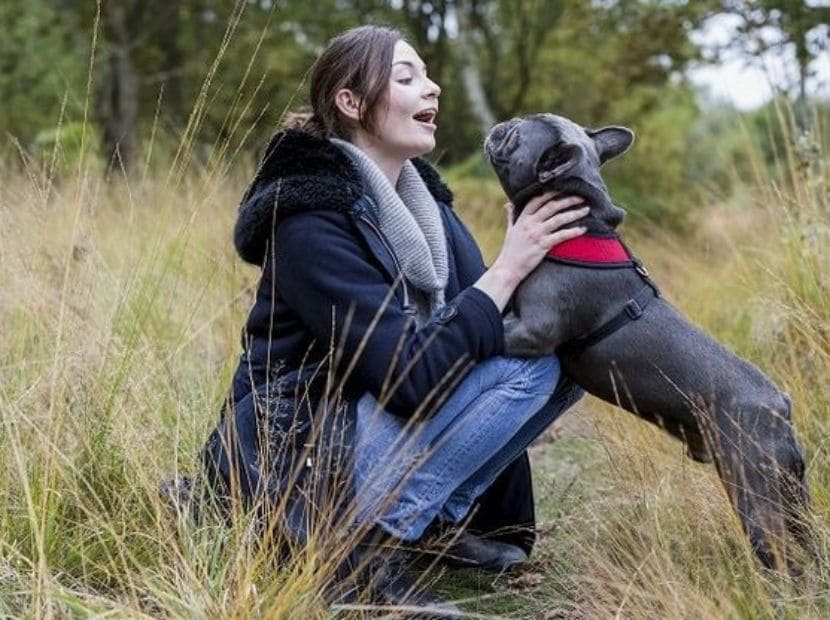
[{"left": 503, "top": 311, "right": 557, "bottom": 357}]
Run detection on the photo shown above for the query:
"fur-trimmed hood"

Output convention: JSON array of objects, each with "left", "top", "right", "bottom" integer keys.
[{"left": 233, "top": 128, "right": 454, "bottom": 265}]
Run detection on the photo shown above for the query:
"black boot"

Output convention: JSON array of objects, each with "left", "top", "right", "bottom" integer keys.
[
  {"left": 367, "top": 548, "right": 463, "bottom": 618},
  {"left": 332, "top": 526, "right": 463, "bottom": 618},
  {"left": 424, "top": 528, "right": 529, "bottom": 574}
]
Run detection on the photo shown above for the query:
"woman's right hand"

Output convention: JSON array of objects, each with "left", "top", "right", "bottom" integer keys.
[
  {"left": 474, "top": 192, "right": 589, "bottom": 312},
  {"left": 494, "top": 191, "right": 589, "bottom": 284}
]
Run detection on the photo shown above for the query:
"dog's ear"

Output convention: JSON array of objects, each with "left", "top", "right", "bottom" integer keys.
[{"left": 588, "top": 126, "right": 634, "bottom": 164}]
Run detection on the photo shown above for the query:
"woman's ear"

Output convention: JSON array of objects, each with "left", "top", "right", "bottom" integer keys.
[{"left": 334, "top": 88, "right": 362, "bottom": 124}]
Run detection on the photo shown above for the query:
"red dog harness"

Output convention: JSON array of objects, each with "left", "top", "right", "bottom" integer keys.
[
  {"left": 546, "top": 234, "right": 633, "bottom": 267},
  {"left": 544, "top": 233, "right": 662, "bottom": 356}
]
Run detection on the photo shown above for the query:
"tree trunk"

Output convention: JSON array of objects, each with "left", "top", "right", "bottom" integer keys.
[
  {"left": 98, "top": 1, "right": 138, "bottom": 176},
  {"left": 159, "top": 0, "right": 182, "bottom": 121},
  {"left": 794, "top": 32, "right": 810, "bottom": 133},
  {"left": 454, "top": 1, "right": 496, "bottom": 136}
]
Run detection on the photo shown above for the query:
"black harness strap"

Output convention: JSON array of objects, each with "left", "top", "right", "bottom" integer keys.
[{"left": 557, "top": 259, "right": 660, "bottom": 357}]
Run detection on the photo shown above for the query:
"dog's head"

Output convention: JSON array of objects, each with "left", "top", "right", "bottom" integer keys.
[{"left": 484, "top": 113, "right": 634, "bottom": 228}]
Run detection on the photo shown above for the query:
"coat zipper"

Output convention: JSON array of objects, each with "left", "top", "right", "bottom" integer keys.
[{"left": 357, "top": 211, "right": 412, "bottom": 311}]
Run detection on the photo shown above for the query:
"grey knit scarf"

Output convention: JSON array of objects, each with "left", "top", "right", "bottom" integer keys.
[{"left": 330, "top": 138, "right": 448, "bottom": 323}]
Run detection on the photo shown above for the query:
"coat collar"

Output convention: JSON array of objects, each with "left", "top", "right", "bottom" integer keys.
[{"left": 233, "top": 128, "right": 454, "bottom": 265}]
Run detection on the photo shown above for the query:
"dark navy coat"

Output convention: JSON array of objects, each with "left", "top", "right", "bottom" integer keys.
[{"left": 202, "top": 128, "right": 539, "bottom": 552}]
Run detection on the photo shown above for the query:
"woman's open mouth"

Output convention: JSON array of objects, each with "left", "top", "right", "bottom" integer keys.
[{"left": 413, "top": 108, "right": 437, "bottom": 130}]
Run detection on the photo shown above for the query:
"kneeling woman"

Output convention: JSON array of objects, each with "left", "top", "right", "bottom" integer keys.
[{"left": 202, "top": 24, "right": 586, "bottom": 612}]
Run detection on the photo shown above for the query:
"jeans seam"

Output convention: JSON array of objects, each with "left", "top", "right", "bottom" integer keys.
[
  {"left": 441, "top": 383, "right": 583, "bottom": 521},
  {"left": 356, "top": 355, "right": 568, "bottom": 538},
  {"left": 378, "top": 390, "right": 502, "bottom": 534},
  {"left": 403, "top": 389, "right": 504, "bottom": 509}
]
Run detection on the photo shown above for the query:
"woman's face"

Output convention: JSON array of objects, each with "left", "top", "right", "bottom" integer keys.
[{"left": 365, "top": 40, "right": 442, "bottom": 159}]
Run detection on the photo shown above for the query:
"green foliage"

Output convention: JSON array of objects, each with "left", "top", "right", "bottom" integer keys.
[
  {"left": 507, "top": 0, "right": 709, "bottom": 228},
  {"left": 33, "top": 121, "right": 101, "bottom": 176},
  {"left": 0, "top": 1, "right": 87, "bottom": 157},
  {"left": 604, "top": 87, "right": 701, "bottom": 228},
  {"left": 0, "top": 0, "right": 825, "bottom": 224},
  {"left": 443, "top": 150, "right": 494, "bottom": 181}
]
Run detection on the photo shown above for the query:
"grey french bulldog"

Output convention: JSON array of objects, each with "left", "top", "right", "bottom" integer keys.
[{"left": 484, "top": 113, "right": 813, "bottom": 573}]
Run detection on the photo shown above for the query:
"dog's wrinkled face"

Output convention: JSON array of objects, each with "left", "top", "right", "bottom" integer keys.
[{"left": 484, "top": 113, "right": 634, "bottom": 219}]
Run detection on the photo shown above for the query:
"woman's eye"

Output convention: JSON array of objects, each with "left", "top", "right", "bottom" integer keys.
[{"left": 397, "top": 78, "right": 413, "bottom": 84}]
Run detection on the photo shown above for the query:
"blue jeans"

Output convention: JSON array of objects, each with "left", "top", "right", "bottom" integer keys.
[{"left": 354, "top": 354, "right": 583, "bottom": 542}]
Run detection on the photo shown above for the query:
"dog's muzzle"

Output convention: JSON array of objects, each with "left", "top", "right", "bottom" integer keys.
[{"left": 485, "top": 119, "right": 521, "bottom": 164}]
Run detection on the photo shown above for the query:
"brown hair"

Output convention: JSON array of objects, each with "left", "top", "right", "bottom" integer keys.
[{"left": 283, "top": 25, "right": 405, "bottom": 139}]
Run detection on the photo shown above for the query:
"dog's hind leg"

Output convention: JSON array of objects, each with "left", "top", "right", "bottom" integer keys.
[{"left": 562, "top": 297, "right": 812, "bottom": 573}]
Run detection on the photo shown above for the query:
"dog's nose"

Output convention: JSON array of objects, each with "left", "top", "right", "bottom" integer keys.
[
  {"left": 489, "top": 120, "right": 516, "bottom": 144},
  {"left": 486, "top": 119, "right": 521, "bottom": 160}
]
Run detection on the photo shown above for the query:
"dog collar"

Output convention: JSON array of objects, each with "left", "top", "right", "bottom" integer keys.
[{"left": 546, "top": 234, "right": 632, "bottom": 267}]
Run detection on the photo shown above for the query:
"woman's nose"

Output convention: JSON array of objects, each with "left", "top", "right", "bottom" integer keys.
[{"left": 425, "top": 77, "right": 441, "bottom": 100}]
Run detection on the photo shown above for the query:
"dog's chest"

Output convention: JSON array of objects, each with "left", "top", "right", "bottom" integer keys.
[{"left": 514, "top": 238, "right": 651, "bottom": 347}]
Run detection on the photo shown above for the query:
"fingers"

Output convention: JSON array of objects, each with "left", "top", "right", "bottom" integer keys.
[
  {"left": 546, "top": 223, "right": 588, "bottom": 247},
  {"left": 519, "top": 199, "right": 589, "bottom": 250},
  {"left": 522, "top": 191, "right": 584, "bottom": 218},
  {"left": 522, "top": 190, "right": 560, "bottom": 214},
  {"left": 534, "top": 196, "right": 587, "bottom": 221},
  {"left": 543, "top": 205, "right": 590, "bottom": 232}
]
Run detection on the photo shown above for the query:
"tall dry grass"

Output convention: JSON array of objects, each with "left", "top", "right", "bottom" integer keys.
[
  {"left": 2, "top": 42, "right": 830, "bottom": 615},
  {"left": 0, "top": 170, "right": 280, "bottom": 616}
]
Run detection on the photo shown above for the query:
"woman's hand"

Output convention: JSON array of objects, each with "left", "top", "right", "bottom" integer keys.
[
  {"left": 497, "top": 192, "right": 588, "bottom": 283},
  {"left": 474, "top": 192, "right": 588, "bottom": 312}
]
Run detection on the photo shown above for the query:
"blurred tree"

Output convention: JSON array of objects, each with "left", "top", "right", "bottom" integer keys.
[
  {"left": 0, "top": 0, "right": 798, "bottom": 225},
  {"left": 717, "top": 1, "right": 830, "bottom": 129},
  {"left": 465, "top": 0, "right": 567, "bottom": 120},
  {"left": 454, "top": 1, "right": 495, "bottom": 135},
  {"left": 98, "top": 0, "right": 141, "bottom": 176},
  {"left": 447, "top": 0, "right": 715, "bottom": 226},
  {"left": 0, "top": 1, "right": 87, "bottom": 161}
]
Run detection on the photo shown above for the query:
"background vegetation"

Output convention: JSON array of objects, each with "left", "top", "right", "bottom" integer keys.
[
  {"left": 5, "top": 0, "right": 827, "bottom": 223},
  {"left": 1, "top": 0, "right": 829, "bottom": 617}
]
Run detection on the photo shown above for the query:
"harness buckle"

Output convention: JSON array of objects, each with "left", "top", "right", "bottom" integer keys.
[
  {"left": 624, "top": 299, "right": 644, "bottom": 320},
  {"left": 634, "top": 261, "right": 649, "bottom": 277}
]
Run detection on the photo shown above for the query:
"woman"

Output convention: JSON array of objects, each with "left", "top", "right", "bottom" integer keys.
[{"left": 201, "top": 24, "right": 587, "bottom": 612}]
